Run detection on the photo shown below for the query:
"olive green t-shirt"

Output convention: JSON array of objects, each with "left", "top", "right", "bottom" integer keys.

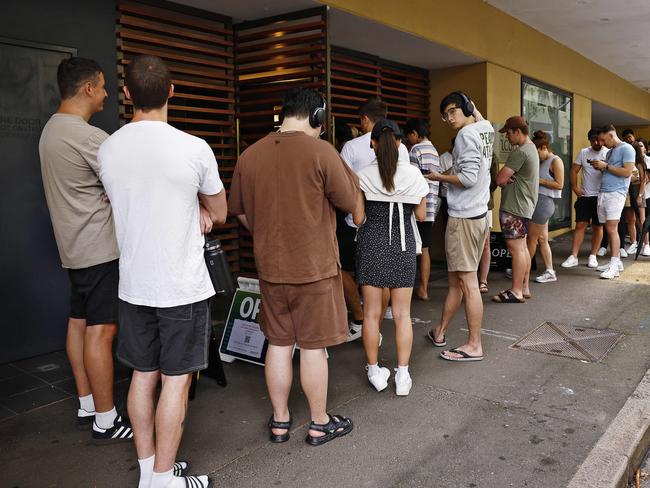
[
  {"left": 500, "top": 142, "right": 540, "bottom": 219},
  {"left": 39, "top": 114, "right": 119, "bottom": 269}
]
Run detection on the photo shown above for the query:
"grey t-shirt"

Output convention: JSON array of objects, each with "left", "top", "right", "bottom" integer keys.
[
  {"left": 500, "top": 142, "right": 540, "bottom": 219},
  {"left": 39, "top": 114, "right": 119, "bottom": 268}
]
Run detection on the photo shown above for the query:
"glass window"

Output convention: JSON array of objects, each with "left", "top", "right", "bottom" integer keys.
[{"left": 522, "top": 79, "right": 573, "bottom": 229}]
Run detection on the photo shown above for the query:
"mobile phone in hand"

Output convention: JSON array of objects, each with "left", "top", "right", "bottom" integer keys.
[{"left": 420, "top": 169, "right": 431, "bottom": 175}]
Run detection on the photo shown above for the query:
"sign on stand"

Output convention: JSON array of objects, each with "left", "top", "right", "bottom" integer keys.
[{"left": 219, "top": 278, "right": 269, "bottom": 366}]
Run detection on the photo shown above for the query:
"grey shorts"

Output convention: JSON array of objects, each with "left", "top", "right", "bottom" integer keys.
[
  {"left": 531, "top": 194, "right": 556, "bottom": 225},
  {"left": 117, "top": 299, "right": 211, "bottom": 376}
]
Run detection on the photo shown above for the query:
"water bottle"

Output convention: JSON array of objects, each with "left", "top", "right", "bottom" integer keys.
[{"left": 204, "top": 238, "right": 235, "bottom": 295}]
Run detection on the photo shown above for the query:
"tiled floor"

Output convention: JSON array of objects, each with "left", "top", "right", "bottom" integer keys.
[{"left": 0, "top": 351, "right": 131, "bottom": 419}]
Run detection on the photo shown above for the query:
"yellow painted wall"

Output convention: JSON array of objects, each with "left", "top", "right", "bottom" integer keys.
[
  {"left": 627, "top": 125, "right": 650, "bottom": 141},
  {"left": 485, "top": 63, "right": 520, "bottom": 233},
  {"left": 321, "top": 0, "right": 650, "bottom": 123},
  {"left": 429, "top": 63, "right": 486, "bottom": 152}
]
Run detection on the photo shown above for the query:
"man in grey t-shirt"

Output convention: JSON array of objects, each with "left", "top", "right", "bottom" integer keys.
[
  {"left": 425, "top": 91, "right": 493, "bottom": 363},
  {"left": 39, "top": 58, "right": 131, "bottom": 443}
]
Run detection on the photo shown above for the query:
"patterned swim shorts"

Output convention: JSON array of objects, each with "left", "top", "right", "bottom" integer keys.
[{"left": 499, "top": 210, "right": 529, "bottom": 239}]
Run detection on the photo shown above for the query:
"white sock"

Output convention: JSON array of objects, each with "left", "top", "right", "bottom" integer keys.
[
  {"left": 396, "top": 365, "right": 409, "bottom": 380},
  {"left": 367, "top": 363, "right": 380, "bottom": 377},
  {"left": 138, "top": 455, "right": 155, "bottom": 488},
  {"left": 611, "top": 256, "right": 621, "bottom": 265},
  {"left": 150, "top": 469, "right": 173, "bottom": 488},
  {"left": 95, "top": 406, "right": 118, "bottom": 429},
  {"left": 79, "top": 394, "right": 95, "bottom": 413}
]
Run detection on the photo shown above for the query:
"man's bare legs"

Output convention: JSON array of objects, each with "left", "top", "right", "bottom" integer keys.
[
  {"left": 67, "top": 318, "right": 92, "bottom": 398},
  {"left": 154, "top": 374, "right": 192, "bottom": 472},
  {"left": 606, "top": 220, "right": 621, "bottom": 257},
  {"left": 415, "top": 247, "right": 431, "bottom": 300},
  {"left": 430, "top": 272, "right": 463, "bottom": 343},
  {"left": 341, "top": 270, "right": 363, "bottom": 322},
  {"left": 569, "top": 221, "right": 588, "bottom": 257},
  {"left": 265, "top": 345, "right": 293, "bottom": 436},
  {"left": 441, "top": 271, "right": 483, "bottom": 359},
  {"left": 128, "top": 370, "right": 160, "bottom": 461},
  {"left": 300, "top": 348, "right": 330, "bottom": 437},
  {"left": 478, "top": 235, "right": 491, "bottom": 289},
  {"left": 265, "top": 344, "right": 331, "bottom": 439},
  {"left": 128, "top": 371, "right": 192, "bottom": 474},
  {"left": 507, "top": 237, "right": 530, "bottom": 299},
  {"left": 84, "top": 324, "right": 117, "bottom": 412}
]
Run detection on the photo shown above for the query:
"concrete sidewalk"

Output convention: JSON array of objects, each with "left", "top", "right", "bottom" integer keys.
[{"left": 2, "top": 232, "right": 650, "bottom": 487}]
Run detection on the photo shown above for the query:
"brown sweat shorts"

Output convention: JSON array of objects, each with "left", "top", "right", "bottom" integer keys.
[{"left": 258, "top": 271, "right": 348, "bottom": 349}]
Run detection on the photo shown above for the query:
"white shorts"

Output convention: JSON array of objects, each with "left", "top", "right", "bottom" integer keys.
[{"left": 597, "top": 192, "right": 626, "bottom": 223}]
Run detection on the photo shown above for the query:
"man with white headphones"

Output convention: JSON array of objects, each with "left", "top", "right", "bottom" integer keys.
[{"left": 229, "top": 87, "right": 359, "bottom": 446}]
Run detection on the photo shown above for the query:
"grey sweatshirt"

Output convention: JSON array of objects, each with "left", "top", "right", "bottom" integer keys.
[{"left": 447, "top": 120, "right": 495, "bottom": 218}]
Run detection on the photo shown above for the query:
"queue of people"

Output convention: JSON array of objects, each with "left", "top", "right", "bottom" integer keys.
[{"left": 38, "top": 53, "right": 648, "bottom": 487}]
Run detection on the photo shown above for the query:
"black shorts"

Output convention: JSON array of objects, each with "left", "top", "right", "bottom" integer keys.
[
  {"left": 417, "top": 221, "right": 434, "bottom": 249},
  {"left": 575, "top": 196, "right": 602, "bottom": 225},
  {"left": 336, "top": 210, "right": 357, "bottom": 272},
  {"left": 117, "top": 298, "right": 211, "bottom": 376},
  {"left": 68, "top": 259, "right": 119, "bottom": 325}
]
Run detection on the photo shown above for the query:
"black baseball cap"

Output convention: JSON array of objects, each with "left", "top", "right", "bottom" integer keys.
[{"left": 370, "top": 119, "right": 403, "bottom": 147}]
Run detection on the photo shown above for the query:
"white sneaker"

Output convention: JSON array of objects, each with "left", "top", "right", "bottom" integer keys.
[
  {"left": 347, "top": 323, "right": 362, "bottom": 342},
  {"left": 395, "top": 370, "right": 412, "bottom": 396},
  {"left": 597, "top": 247, "right": 607, "bottom": 257},
  {"left": 561, "top": 255, "right": 579, "bottom": 268},
  {"left": 600, "top": 266, "right": 620, "bottom": 279},
  {"left": 367, "top": 366, "right": 390, "bottom": 392},
  {"left": 535, "top": 269, "right": 557, "bottom": 283},
  {"left": 505, "top": 268, "right": 513, "bottom": 278},
  {"left": 587, "top": 255, "right": 599, "bottom": 268},
  {"left": 620, "top": 248, "right": 628, "bottom": 258},
  {"left": 627, "top": 243, "right": 638, "bottom": 255},
  {"left": 597, "top": 261, "right": 624, "bottom": 272},
  {"left": 384, "top": 306, "right": 393, "bottom": 320},
  {"left": 642, "top": 244, "right": 650, "bottom": 256}
]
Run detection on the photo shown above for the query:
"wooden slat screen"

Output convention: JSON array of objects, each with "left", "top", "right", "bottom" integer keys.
[
  {"left": 116, "top": 0, "right": 240, "bottom": 274},
  {"left": 331, "top": 46, "right": 429, "bottom": 129},
  {"left": 234, "top": 7, "right": 328, "bottom": 277}
]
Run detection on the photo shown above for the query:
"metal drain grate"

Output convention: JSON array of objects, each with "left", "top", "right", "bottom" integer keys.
[{"left": 510, "top": 322, "right": 623, "bottom": 363}]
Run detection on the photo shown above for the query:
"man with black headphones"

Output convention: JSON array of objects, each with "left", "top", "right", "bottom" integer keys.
[
  {"left": 425, "top": 91, "right": 494, "bottom": 362},
  {"left": 229, "top": 87, "right": 359, "bottom": 446}
]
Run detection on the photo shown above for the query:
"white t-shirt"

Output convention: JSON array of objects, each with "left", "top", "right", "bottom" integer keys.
[
  {"left": 574, "top": 146, "right": 609, "bottom": 197},
  {"left": 340, "top": 131, "right": 409, "bottom": 226},
  {"left": 99, "top": 121, "right": 224, "bottom": 307}
]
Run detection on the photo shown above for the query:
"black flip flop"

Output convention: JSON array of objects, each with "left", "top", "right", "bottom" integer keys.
[
  {"left": 268, "top": 414, "right": 292, "bottom": 443},
  {"left": 440, "top": 348, "right": 484, "bottom": 362},
  {"left": 491, "top": 290, "right": 525, "bottom": 303},
  {"left": 305, "top": 414, "right": 353, "bottom": 446},
  {"left": 426, "top": 329, "right": 447, "bottom": 347}
]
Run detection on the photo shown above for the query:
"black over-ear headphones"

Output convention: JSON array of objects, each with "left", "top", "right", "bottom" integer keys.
[
  {"left": 452, "top": 91, "right": 475, "bottom": 117},
  {"left": 309, "top": 96, "right": 327, "bottom": 128}
]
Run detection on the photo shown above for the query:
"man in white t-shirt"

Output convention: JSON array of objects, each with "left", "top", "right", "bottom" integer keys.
[
  {"left": 99, "top": 56, "right": 226, "bottom": 488},
  {"left": 338, "top": 98, "right": 408, "bottom": 340},
  {"left": 561, "top": 129, "right": 609, "bottom": 268}
]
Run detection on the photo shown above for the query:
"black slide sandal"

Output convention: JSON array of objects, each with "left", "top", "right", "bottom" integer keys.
[
  {"left": 305, "top": 414, "right": 353, "bottom": 446},
  {"left": 268, "top": 415, "right": 292, "bottom": 443},
  {"left": 173, "top": 461, "right": 190, "bottom": 476}
]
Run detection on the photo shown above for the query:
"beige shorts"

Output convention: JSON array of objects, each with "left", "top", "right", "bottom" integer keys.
[
  {"left": 445, "top": 216, "right": 490, "bottom": 272},
  {"left": 258, "top": 272, "right": 348, "bottom": 349}
]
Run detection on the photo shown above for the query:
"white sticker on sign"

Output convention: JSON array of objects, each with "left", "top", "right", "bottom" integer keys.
[{"left": 226, "top": 319, "right": 266, "bottom": 359}]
